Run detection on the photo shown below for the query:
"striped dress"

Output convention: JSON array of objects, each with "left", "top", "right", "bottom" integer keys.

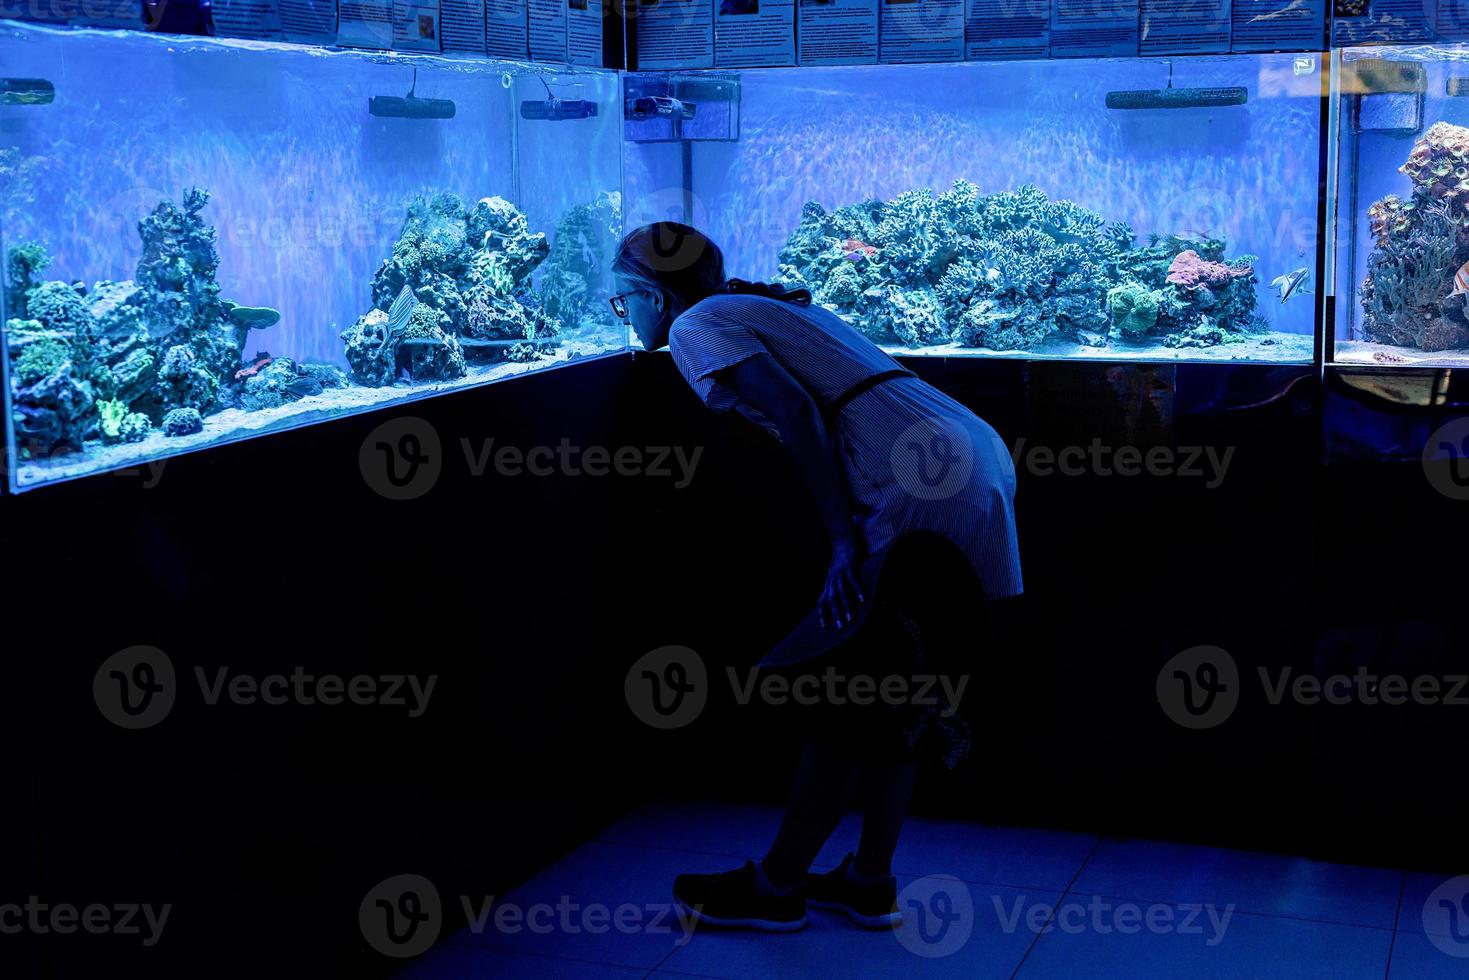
[{"left": 668, "top": 292, "right": 1023, "bottom": 602}]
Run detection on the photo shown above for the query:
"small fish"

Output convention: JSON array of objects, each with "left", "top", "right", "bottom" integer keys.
[
  {"left": 840, "top": 237, "right": 878, "bottom": 261},
  {"left": 1271, "top": 267, "right": 1311, "bottom": 304},
  {"left": 1450, "top": 260, "right": 1469, "bottom": 297},
  {"left": 379, "top": 284, "right": 418, "bottom": 356}
]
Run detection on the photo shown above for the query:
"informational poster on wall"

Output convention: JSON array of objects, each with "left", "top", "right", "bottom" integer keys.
[
  {"left": 486, "top": 0, "right": 530, "bottom": 56},
  {"left": 797, "top": 0, "right": 878, "bottom": 64},
  {"left": 1440, "top": 0, "right": 1469, "bottom": 37},
  {"left": 1331, "top": 0, "right": 1433, "bottom": 43},
  {"left": 394, "top": 0, "right": 442, "bottom": 48},
  {"left": 529, "top": 0, "right": 568, "bottom": 58},
  {"left": 211, "top": 0, "right": 286, "bottom": 38},
  {"left": 1139, "top": 0, "right": 1229, "bottom": 53},
  {"left": 339, "top": 0, "right": 395, "bottom": 46},
  {"left": 568, "top": 0, "right": 606, "bottom": 65},
  {"left": 1230, "top": 0, "right": 1324, "bottom": 50},
  {"left": 964, "top": 0, "right": 1049, "bottom": 59},
  {"left": 636, "top": 0, "right": 715, "bottom": 68},
  {"left": 441, "top": 0, "right": 488, "bottom": 51},
  {"left": 879, "top": 0, "right": 964, "bottom": 63},
  {"left": 716, "top": 0, "right": 795, "bottom": 65},
  {"left": 279, "top": 0, "right": 339, "bottom": 41},
  {"left": 1049, "top": 0, "right": 1138, "bottom": 56}
]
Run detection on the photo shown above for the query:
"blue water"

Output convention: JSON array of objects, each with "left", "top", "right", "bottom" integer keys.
[
  {"left": 625, "top": 54, "right": 1324, "bottom": 353},
  {"left": 0, "top": 22, "right": 622, "bottom": 365}
]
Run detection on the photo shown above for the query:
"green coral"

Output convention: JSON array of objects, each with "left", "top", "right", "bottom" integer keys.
[
  {"left": 1108, "top": 283, "right": 1163, "bottom": 338},
  {"left": 97, "top": 398, "right": 129, "bottom": 444},
  {"left": 13, "top": 335, "right": 69, "bottom": 385}
]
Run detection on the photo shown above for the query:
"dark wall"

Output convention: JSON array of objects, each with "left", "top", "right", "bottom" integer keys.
[
  {"left": 6, "top": 351, "right": 1465, "bottom": 977},
  {"left": 4, "top": 355, "right": 676, "bottom": 978}
]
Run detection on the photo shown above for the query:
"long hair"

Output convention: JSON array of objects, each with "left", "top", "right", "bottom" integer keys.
[{"left": 612, "top": 222, "right": 811, "bottom": 309}]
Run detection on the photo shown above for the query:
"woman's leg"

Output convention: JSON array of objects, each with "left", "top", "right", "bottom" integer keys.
[
  {"left": 853, "top": 761, "right": 918, "bottom": 878},
  {"left": 760, "top": 737, "right": 861, "bottom": 889}
]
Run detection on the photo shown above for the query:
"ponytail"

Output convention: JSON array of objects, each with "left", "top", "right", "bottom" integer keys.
[{"left": 720, "top": 277, "right": 813, "bottom": 306}]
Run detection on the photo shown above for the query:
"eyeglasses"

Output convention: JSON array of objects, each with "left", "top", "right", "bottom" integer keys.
[{"left": 609, "top": 290, "right": 650, "bottom": 320}]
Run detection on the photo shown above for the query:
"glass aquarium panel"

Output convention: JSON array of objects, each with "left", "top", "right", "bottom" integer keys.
[
  {"left": 623, "top": 56, "right": 1323, "bottom": 364},
  {"left": 0, "top": 22, "right": 623, "bottom": 491},
  {"left": 1332, "top": 45, "right": 1469, "bottom": 367}
]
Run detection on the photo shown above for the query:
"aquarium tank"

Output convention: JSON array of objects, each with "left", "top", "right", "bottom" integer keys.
[
  {"left": 623, "top": 55, "right": 1324, "bottom": 363},
  {"left": 1331, "top": 45, "right": 1469, "bottom": 368},
  {"left": 0, "top": 21, "right": 623, "bottom": 491}
]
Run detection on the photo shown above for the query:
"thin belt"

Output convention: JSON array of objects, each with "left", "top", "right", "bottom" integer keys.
[{"left": 823, "top": 368, "right": 916, "bottom": 424}]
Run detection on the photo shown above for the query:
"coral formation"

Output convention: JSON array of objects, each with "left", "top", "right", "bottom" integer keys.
[
  {"left": 777, "top": 181, "right": 1259, "bottom": 351},
  {"left": 1360, "top": 122, "right": 1469, "bottom": 351},
  {"left": 536, "top": 190, "right": 621, "bottom": 332},
  {"left": 5, "top": 190, "right": 275, "bottom": 458},
  {"left": 162, "top": 407, "right": 204, "bottom": 437},
  {"left": 343, "top": 192, "right": 559, "bottom": 385}
]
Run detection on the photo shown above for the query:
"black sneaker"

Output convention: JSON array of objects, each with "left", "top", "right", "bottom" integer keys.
[
  {"left": 805, "top": 855, "right": 901, "bottom": 928},
  {"left": 673, "top": 861, "right": 808, "bottom": 932}
]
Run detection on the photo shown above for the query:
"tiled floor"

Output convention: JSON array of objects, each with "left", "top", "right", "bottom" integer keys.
[{"left": 399, "top": 800, "right": 1468, "bottom": 979}]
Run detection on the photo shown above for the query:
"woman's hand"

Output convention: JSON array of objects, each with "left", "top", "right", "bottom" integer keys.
[{"left": 821, "top": 531, "right": 865, "bottom": 630}]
